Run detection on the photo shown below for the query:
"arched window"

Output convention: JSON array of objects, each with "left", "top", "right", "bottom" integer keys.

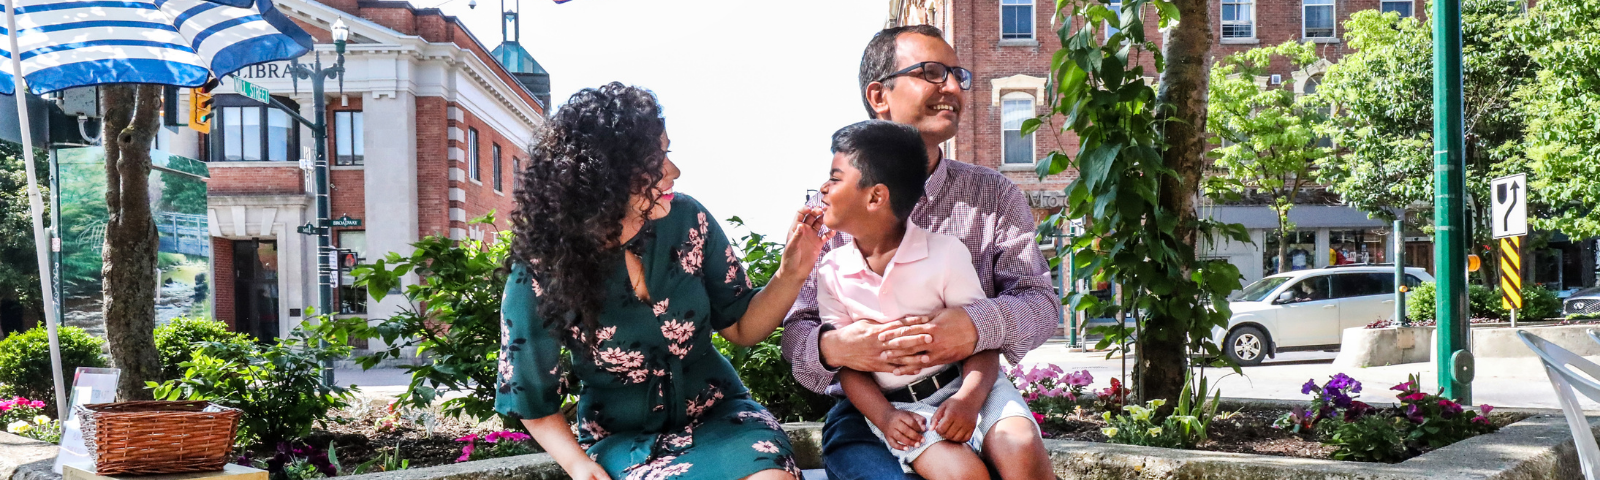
[
  {"left": 1001, "top": 92, "right": 1036, "bottom": 165},
  {"left": 1304, "top": 75, "right": 1333, "bottom": 148}
]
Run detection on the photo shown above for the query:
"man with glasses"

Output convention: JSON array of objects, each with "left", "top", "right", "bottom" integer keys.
[{"left": 782, "top": 25, "right": 1059, "bottom": 480}]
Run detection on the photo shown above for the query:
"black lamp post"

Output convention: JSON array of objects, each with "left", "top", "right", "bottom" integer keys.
[{"left": 271, "top": 18, "right": 348, "bottom": 386}]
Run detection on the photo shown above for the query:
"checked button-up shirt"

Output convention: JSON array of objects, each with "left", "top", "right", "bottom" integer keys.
[{"left": 780, "top": 157, "right": 1062, "bottom": 395}]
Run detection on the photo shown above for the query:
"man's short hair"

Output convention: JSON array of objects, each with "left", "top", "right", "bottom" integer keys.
[
  {"left": 831, "top": 120, "right": 928, "bottom": 220},
  {"left": 859, "top": 25, "right": 946, "bottom": 119}
]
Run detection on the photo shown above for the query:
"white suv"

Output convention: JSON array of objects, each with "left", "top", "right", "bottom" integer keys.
[{"left": 1214, "top": 266, "right": 1435, "bottom": 366}]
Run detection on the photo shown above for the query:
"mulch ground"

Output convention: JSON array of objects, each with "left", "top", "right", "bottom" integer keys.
[{"left": 245, "top": 400, "right": 532, "bottom": 471}]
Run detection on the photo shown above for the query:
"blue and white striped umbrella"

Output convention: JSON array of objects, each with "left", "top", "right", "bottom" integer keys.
[{"left": 0, "top": 0, "right": 313, "bottom": 94}]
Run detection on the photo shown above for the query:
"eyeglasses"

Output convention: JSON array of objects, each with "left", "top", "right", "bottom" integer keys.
[{"left": 875, "top": 61, "right": 973, "bottom": 91}]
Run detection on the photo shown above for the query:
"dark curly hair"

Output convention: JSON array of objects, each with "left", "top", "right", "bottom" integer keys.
[{"left": 510, "top": 82, "right": 667, "bottom": 337}]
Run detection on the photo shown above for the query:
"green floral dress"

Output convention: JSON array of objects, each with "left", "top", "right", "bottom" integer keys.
[{"left": 497, "top": 195, "right": 800, "bottom": 480}]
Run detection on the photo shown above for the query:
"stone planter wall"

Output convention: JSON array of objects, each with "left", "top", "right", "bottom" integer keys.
[
  {"left": 1334, "top": 322, "right": 1600, "bottom": 367},
  {"left": 5, "top": 405, "right": 1592, "bottom": 480}
]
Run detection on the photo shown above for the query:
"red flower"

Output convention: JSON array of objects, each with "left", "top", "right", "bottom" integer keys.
[{"left": 1033, "top": 412, "right": 1046, "bottom": 424}]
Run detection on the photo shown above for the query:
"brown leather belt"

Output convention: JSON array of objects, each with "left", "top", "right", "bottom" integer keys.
[{"left": 883, "top": 366, "right": 961, "bottom": 403}]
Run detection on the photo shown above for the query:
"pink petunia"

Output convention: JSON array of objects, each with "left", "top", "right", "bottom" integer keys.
[
  {"left": 1391, "top": 381, "right": 1415, "bottom": 392},
  {"left": 1402, "top": 392, "right": 1428, "bottom": 402},
  {"left": 456, "top": 441, "right": 475, "bottom": 462},
  {"left": 1032, "top": 412, "right": 1046, "bottom": 424},
  {"left": 1480, "top": 404, "right": 1494, "bottom": 415},
  {"left": 455, "top": 434, "right": 481, "bottom": 443}
]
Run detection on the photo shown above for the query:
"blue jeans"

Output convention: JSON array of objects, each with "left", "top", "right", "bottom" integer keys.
[{"left": 822, "top": 398, "right": 921, "bottom": 480}]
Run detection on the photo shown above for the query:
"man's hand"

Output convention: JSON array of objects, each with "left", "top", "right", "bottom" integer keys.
[
  {"left": 878, "top": 307, "right": 978, "bottom": 375},
  {"left": 871, "top": 409, "right": 928, "bottom": 451},
  {"left": 818, "top": 320, "right": 913, "bottom": 372},
  {"left": 931, "top": 392, "right": 981, "bottom": 443}
]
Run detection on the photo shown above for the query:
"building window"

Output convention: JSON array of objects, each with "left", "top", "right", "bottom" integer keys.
[
  {"left": 1222, "top": 0, "right": 1254, "bottom": 39},
  {"left": 1264, "top": 230, "right": 1318, "bottom": 275},
  {"left": 1001, "top": 0, "right": 1033, "bottom": 40},
  {"left": 468, "top": 128, "right": 480, "bottom": 182},
  {"left": 492, "top": 144, "right": 503, "bottom": 192},
  {"left": 335, "top": 111, "right": 363, "bottom": 166},
  {"left": 1303, "top": 0, "right": 1335, "bottom": 39},
  {"left": 212, "top": 96, "right": 297, "bottom": 162},
  {"left": 1001, "top": 92, "right": 1035, "bottom": 165},
  {"left": 1303, "top": 75, "right": 1333, "bottom": 148},
  {"left": 1330, "top": 229, "right": 1389, "bottom": 265},
  {"left": 1380, "top": 0, "right": 1413, "bottom": 17},
  {"left": 337, "top": 230, "right": 367, "bottom": 314}
]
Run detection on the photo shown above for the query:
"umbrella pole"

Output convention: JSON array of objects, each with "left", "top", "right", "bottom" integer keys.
[{"left": 4, "top": 0, "right": 69, "bottom": 420}]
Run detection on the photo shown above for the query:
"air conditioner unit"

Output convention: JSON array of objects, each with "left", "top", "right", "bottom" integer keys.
[{"left": 1269, "top": 74, "right": 1283, "bottom": 85}]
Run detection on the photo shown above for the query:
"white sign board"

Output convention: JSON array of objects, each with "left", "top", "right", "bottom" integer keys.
[
  {"left": 1491, "top": 174, "right": 1529, "bottom": 239},
  {"left": 54, "top": 368, "right": 120, "bottom": 474}
]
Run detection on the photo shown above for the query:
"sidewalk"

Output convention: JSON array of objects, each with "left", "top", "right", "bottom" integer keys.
[{"left": 1018, "top": 339, "right": 1594, "bottom": 410}]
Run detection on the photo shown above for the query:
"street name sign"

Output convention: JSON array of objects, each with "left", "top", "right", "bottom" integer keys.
[
  {"left": 1490, "top": 174, "right": 1528, "bottom": 239},
  {"left": 330, "top": 215, "right": 363, "bottom": 228},
  {"left": 233, "top": 76, "right": 271, "bottom": 105}
]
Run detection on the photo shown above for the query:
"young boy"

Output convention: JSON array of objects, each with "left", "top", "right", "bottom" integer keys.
[{"left": 814, "top": 120, "right": 1044, "bottom": 480}]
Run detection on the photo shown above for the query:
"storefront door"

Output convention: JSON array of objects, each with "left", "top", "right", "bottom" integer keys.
[{"left": 233, "top": 240, "right": 280, "bottom": 340}]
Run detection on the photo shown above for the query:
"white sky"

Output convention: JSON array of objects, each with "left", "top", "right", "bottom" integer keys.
[{"left": 437, "top": 0, "right": 888, "bottom": 240}]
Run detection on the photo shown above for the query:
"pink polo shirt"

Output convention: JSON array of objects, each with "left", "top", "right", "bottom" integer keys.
[{"left": 816, "top": 224, "right": 987, "bottom": 390}]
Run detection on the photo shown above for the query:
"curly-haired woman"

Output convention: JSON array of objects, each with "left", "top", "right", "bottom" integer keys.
[{"left": 497, "top": 82, "right": 830, "bottom": 480}]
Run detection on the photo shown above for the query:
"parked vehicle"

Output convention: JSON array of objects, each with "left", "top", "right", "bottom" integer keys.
[
  {"left": 1565, "top": 287, "right": 1600, "bottom": 317},
  {"left": 1213, "top": 266, "right": 1435, "bottom": 366}
]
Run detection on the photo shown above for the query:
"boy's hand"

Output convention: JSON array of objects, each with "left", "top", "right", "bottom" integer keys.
[
  {"left": 932, "top": 393, "right": 981, "bottom": 443},
  {"left": 873, "top": 409, "right": 928, "bottom": 451}
]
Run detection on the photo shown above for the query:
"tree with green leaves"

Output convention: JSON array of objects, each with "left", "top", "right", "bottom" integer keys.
[
  {"left": 1514, "top": 0, "right": 1600, "bottom": 238},
  {"left": 0, "top": 141, "right": 48, "bottom": 328},
  {"left": 1206, "top": 41, "right": 1327, "bottom": 274},
  {"left": 1032, "top": 0, "right": 1245, "bottom": 405},
  {"left": 1313, "top": 1, "right": 1535, "bottom": 261}
]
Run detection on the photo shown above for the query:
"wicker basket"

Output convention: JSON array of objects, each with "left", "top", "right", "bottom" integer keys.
[{"left": 75, "top": 400, "right": 242, "bottom": 475}]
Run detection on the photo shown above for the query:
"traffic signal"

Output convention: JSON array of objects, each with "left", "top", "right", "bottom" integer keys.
[{"left": 188, "top": 77, "right": 220, "bottom": 134}]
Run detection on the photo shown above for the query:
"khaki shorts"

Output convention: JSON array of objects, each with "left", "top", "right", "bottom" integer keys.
[{"left": 864, "top": 375, "right": 1035, "bottom": 471}]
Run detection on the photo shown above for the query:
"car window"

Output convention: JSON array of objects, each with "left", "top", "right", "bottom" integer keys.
[
  {"left": 1231, "top": 276, "right": 1291, "bottom": 302},
  {"left": 1282, "top": 276, "right": 1332, "bottom": 303},
  {"left": 1404, "top": 274, "right": 1423, "bottom": 288}
]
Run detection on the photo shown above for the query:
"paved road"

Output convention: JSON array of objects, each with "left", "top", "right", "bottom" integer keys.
[{"left": 1018, "top": 339, "right": 1595, "bottom": 410}]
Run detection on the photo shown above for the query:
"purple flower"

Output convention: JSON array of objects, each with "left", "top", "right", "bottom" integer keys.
[
  {"left": 1391, "top": 381, "right": 1415, "bottom": 392},
  {"left": 1480, "top": 404, "right": 1494, "bottom": 415},
  {"left": 1406, "top": 404, "right": 1425, "bottom": 423},
  {"left": 1326, "top": 373, "right": 1362, "bottom": 394},
  {"left": 1301, "top": 379, "right": 1319, "bottom": 395}
]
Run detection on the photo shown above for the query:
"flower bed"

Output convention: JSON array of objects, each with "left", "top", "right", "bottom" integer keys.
[{"left": 1018, "top": 369, "right": 1524, "bottom": 464}]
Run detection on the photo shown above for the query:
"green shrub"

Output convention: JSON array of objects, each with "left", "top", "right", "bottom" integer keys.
[
  {"left": 1325, "top": 415, "right": 1405, "bottom": 462},
  {"left": 1405, "top": 282, "right": 1437, "bottom": 322},
  {"left": 1467, "top": 284, "right": 1507, "bottom": 320},
  {"left": 1520, "top": 285, "right": 1560, "bottom": 320},
  {"left": 154, "top": 317, "right": 255, "bottom": 381},
  {"left": 1407, "top": 282, "right": 1552, "bottom": 321},
  {"left": 150, "top": 318, "right": 356, "bottom": 447},
  {"left": 333, "top": 214, "right": 508, "bottom": 423},
  {"left": 1100, "top": 399, "right": 1206, "bottom": 449},
  {"left": 0, "top": 326, "right": 107, "bottom": 410}
]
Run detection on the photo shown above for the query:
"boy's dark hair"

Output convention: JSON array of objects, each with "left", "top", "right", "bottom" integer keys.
[
  {"left": 831, "top": 120, "right": 928, "bottom": 220},
  {"left": 859, "top": 25, "right": 946, "bottom": 119}
]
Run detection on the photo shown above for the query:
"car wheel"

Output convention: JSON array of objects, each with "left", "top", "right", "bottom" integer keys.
[{"left": 1225, "top": 326, "right": 1267, "bottom": 367}]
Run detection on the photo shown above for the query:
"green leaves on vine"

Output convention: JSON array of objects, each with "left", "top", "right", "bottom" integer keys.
[{"left": 1034, "top": 0, "right": 1248, "bottom": 371}]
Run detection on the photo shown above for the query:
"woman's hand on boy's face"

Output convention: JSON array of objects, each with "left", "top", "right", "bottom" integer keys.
[{"left": 778, "top": 206, "right": 833, "bottom": 278}]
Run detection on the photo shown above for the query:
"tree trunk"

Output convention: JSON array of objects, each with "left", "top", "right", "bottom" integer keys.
[
  {"left": 1277, "top": 229, "right": 1290, "bottom": 274},
  {"left": 100, "top": 85, "right": 164, "bottom": 401},
  {"left": 1140, "top": 0, "right": 1214, "bottom": 405}
]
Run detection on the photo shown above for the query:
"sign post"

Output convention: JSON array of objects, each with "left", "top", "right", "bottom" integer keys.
[{"left": 1491, "top": 174, "right": 1529, "bottom": 328}]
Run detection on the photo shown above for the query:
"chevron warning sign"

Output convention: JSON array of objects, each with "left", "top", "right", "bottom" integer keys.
[{"left": 1500, "top": 236, "right": 1523, "bottom": 310}]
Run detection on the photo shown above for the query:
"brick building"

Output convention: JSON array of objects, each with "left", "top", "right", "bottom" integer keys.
[
  {"left": 155, "top": 0, "right": 547, "bottom": 339},
  {"left": 888, "top": 0, "right": 1418, "bottom": 284}
]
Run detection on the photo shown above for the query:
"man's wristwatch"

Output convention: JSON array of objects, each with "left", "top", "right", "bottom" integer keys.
[{"left": 816, "top": 323, "right": 838, "bottom": 370}]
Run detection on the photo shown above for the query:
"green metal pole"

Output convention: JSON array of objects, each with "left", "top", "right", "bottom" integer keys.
[
  {"left": 1433, "top": 0, "right": 1472, "bottom": 403},
  {"left": 1395, "top": 218, "right": 1406, "bottom": 327}
]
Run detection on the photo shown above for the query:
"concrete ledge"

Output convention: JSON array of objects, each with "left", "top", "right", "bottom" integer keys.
[
  {"left": 1334, "top": 326, "right": 1434, "bottom": 367},
  {"left": 0, "top": 432, "right": 58, "bottom": 480},
  {"left": 1335, "top": 323, "right": 1600, "bottom": 367},
  {"left": 9, "top": 408, "right": 1586, "bottom": 480}
]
